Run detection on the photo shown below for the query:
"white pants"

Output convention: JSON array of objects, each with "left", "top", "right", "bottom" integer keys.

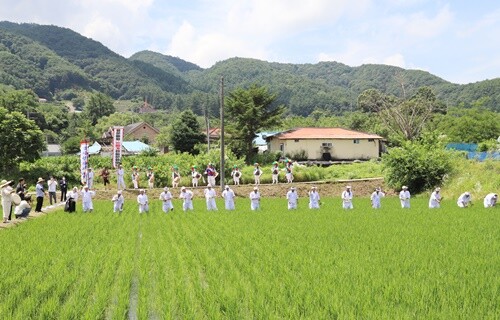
[
  {"left": 162, "top": 201, "right": 173, "bottom": 213},
  {"left": 117, "top": 177, "right": 125, "bottom": 189},
  {"left": 400, "top": 200, "right": 410, "bottom": 208},
  {"left": 343, "top": 201, "right": 353, "bottom": 209},
  {"left": 206, "top": 198, "right": 217, "bottom": 211},
  {"left": 139, "top": 203, "right": 148, "bottom": 213},
  {"left": 288, "top": 201, "right": 297, "bottom": 210},
  {"left": 309, "top": 201, "right": 319, "bottom": 209},
  {"left": 272, "top": 174, "right": 278, "bottom": 184},
  {"left": 83, "top": 201, "right": 93, "bottom": 212},
  {"left": 251, "top": 201, "right": 260, "bottom": 210},
  {"left": 233, "top": 177, "right": 240, "bottom": 185},
  {"left": 225, "top": 200, "right": 235, "bottom": 210},
  {"left": 208, "top": 176, "right": 216, "bottom": 187},
  {"left": 183, "top": 201, "right": 193, "bottom": 211},
  {"left": 113, "top": 202, "right": 123, "bottom": 212}
]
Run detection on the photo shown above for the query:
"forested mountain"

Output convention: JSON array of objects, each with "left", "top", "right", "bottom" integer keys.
[{"left": 0, "top": 21, "right": 499, "bottom": 114}]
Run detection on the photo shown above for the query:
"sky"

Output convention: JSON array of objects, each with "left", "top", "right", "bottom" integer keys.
[{"left": 0, "top": 0, "right": 499, "bottom": 84}]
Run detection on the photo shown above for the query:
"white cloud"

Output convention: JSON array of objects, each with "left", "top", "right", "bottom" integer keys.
[{"left": 395, "top": 4, "right": 453, "bottom": 38}]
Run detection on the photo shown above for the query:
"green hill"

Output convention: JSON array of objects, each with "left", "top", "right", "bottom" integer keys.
[{"left": 0, "top": 21, "right": 498, "bottom": 114}]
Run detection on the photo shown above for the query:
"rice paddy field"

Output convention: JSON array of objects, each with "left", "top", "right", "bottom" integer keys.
[{"left": 1, "top": 196, "right": 499, "bottom": 319}]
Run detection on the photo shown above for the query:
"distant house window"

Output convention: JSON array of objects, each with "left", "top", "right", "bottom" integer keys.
[
  {"left": 322, "top": 142, "right": 332, "bottom": 147},
  {"left": 353, "top": 139, "right": 360, "bottom": 144},
  {"left": 280, "top": 143, "right": 284, "bottom": 152},
  {"left": 294, "top": 139, "right": 299, "bottom": 142},
  {"left": 368, "top": 139, "right": 374, "bottom": 142}
]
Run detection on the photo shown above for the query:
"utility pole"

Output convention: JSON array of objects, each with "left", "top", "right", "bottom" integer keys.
[
  {"left": 219, "top": 76, "right": 225, "bottom": 191},
  {"left": 204, "top": 104, "right": 210, "bottom": 152}
]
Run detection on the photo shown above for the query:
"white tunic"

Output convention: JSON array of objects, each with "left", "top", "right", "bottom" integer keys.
[
  {"left": 429, "top": 191, "right": 441, "bottom": 208},
  {"left": 370, "top": 191, "right": 385, "bottom": 209},
  {"left": 81, "top": 189, "right": 95, "bottom": 212},
  {"left": 112, "top": 194, "right": 124, "bottom": 212},
  {"left": 159, "top": 191, "right": 174, "bottom": 212},
  {"left": 222, "top": 188, "right": 236, "bottom": 210},
  {"left": 309, "top": 191, "right": 320, "bottom": 209},
  {"left": 204, "top": 188, "right": 217, "bottom": 211},
  {"left": 341, "top": 190, "right": 353, "bottom": 209},
  {"left": 249, "top": 191, "right": 261, "bottom": 210},
  {"left": 180, "top": 190, "right": 194, "bottom": 211},
  {"left": 399, "top": 190, "right": 411, "bottom": 208},
  {"left": 484, "top": 193, "right": 497, "bottom": 208},
  {"left": 286, "top": 190, "right": 298, "bottom": 209},
  {"left": 137, "top": 194, "right": 149, "bottom": 213},
  {"left": 457, "top": 193, "right": 471, "bottom": 208}
]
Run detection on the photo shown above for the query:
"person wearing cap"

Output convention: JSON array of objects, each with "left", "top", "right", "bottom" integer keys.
[
  {"left": 231, "top": 165, "right": 242, "bottom": 185},
  {"left": 159, "top": 187, "right": 174, "bottom": 212},
  {"left": 287, "top": 187, "right": 299, "bottom": 210},
  {"left": 483, "top": 193, "right": 498, "bottom": 208},
  {"left": 1, "top": 179, "right": 15, "bottom": 223},
  {"left": 180, "top": 187, "right": 194, "bottom": 211},
  {"left": 309, "top": 186, "right": 320, "bottom": 209},
  {"left": 249, "top": 187, "right": 261, "bottom": 210},
  {"left": 429, "top": 188, "right": 442, "bottom": 208},
  {"left": 205, "top": 163, "right": 218, "bottom": 187},
  {"left": 116, "top": 164, "right": 126, "bottom": 190},
  {"left": 222, "top": 185, "right": 236, "bottom": 210},
  {"left": 132, "top": 166, "right": 140, "bottom": 189},
  {"left": 271, "top": 161, "right": 280, "bottom": 184},
  {"left": 81, "top": 185, "right": 96, "bottom": 213},
  {"left": 191, "top": 166, "right": 203, "bottom": 187},
  {"left": 112, "top": 190, "right": 125, "bottom": 213},
  {"left": 14, "top": 195, "right": 31, "bottom": 219},
  {"left": 48, "top": 176, "right": 58, "bottom": 205},
  {"left": 341, "top": 186, "right": 354, "bottom": 209},
  {"left": 399, "top": 186, "right": 411, "bottom": 208},
  {"left": 147, "top": 167, "right": 155, "bottom": 189},
  {"left": 457, "top": 192, "right": 472, "bottom": 208},
  {"left": 253, "top": 163, "right": 263, "bottom": 185},
  {"left": 65, "top": 187, "right": 79, "bottom": 213},
  {"left": 204, "top": 184, "right": 218, "bottom": 211},
  {"left": 172, "top": 166, "right": 181, "bottom": 188},
  {"left": 87, "top": 168, "right": 95, "bottom": 190},
  {"left": 35, "top": 177, "right": 46, "bottom": 213},
  {"left": 370, "top": 188, "right": 385, "bottom": 209},
  {"left": 137, "top": 189, "right": 149, "bottom": 213}
]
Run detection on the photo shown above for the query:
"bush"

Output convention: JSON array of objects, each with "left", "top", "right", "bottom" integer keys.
[{"left": 382, "top": 133, "right": 455, "bottom": 193}]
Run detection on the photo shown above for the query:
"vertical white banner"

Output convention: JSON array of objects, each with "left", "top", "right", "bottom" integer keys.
[
  {"left": 112, "top": 126, "right": 124, "bottom": 168},
  {"left": 80, "top": 140, "right": 89, "bottom": 184}
]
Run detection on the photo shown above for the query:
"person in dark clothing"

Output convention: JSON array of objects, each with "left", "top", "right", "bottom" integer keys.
[
  {"left": 16, "top": 178, "right": 26, "bottom": 201},
  {"left": 35, "top": 177, "right": 46, "bottom": 213},
  {"left": 59, "top": 176, "right": 68, "bottom": 202}
]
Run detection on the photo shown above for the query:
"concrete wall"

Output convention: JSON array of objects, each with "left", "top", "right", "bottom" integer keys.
[
  {"left": 126, "top": 126, "right": 158, "bottom": 144},
  {"left": 268, "top": 138, "right": 380, "bottom": 160}
]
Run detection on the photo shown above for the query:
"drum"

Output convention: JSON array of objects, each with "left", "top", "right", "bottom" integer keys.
[
  {"left": 174, "top": 176, "right": 180, "bottom": 183},
  {"left": 12, "top": 193, "right": 21, "bottom": 205},
  {"left": 234, "top": 172, "right": 241, "bottom": 178}
]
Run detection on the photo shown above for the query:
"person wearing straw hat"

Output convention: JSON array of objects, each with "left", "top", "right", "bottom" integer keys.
[
  {"left": 159, "top": 187, "right": 174, "bottom": 212},
  {"left": 231, "top": 165, "right": 241, "bottom": 185},
  {"left": 370, "top": 187, "right": 385, "bottom": 209},
  {"left": 249, "top": 187, "right": 261, "bottom": 210},
  {"left": 81, "top": 185, "right": 95, "bottom": 213},
  {"left": 286, "top": 186, "right": 299, "bottom": 210},
  {"left": 204, "top": 184, "right": 218, "bottom": 211},
  {"left": 341, "top": 185, "right": 354, "bottom": 209},
  {"left": 179, "top": 186, "right": 194, "bottom": 211},
  {"left": 399, "top": 186, "right": 411, "bottom": 208},
  {"left": 429, "top": 188, "right": 442, "bottom": 208},
  {"left": 253, "top": 163, "right": 263, "bottom": 185},
  {"left": 222, "top": 185, "right": 235, "bottom": 210},
  {"left": 271, "top": 161, "right": 280, "bottom": 184},
  {"left": 309, "top": 186, "right": 320, "bottom": 209},
  {"left": 457, "top": 191, "right": 472, "bottom": 208},
  {"left": 1, "top": 179, "right": 15, "bottom": 223},
  {"left": 483, "top": 193, "right": 498, "bottom": 208},
  {"left": 112, "top": 190, "right": 124, "bottom": 213},
  {"left": 35, "top": 177, "right": 46, "bottom": 213},
  {"left": 137, "top": 189, "right": 149, "bottom": 213}
]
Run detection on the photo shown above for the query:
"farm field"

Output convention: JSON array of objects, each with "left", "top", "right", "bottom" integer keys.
[{"left": 1, "top": 197, "right": 499, "bottom": 319}]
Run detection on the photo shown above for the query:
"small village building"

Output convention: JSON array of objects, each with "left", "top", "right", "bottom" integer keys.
[{"left": 265, "top": 127, "right": 384, "bottom": 161}]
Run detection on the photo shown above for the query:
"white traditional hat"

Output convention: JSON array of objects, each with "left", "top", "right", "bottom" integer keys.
[
  {"left": 225, "top": 185, "right": 230, "bottom": 189},
  {"left": 435, "top": 187, "right": 441, "bottom": 191},
  {"left": 117, "top": 190, "right": 122, "bottom": 194},
  {"left": 0, "top": 179, "right": 12, "bottom": 188},
  {"left": 464, "top": 192, "right": 470, "bottom": 196},
  {"left": 207, "top": 183, "right": 212, "bottom": 187},
  {"left": 253, "top": 187, "right": 258, "bottom": 190},
  {"left": 311, "top": 186, "right": 317, "bottom": 189},
  {"left": 346, "top": 185, "right": 351, "bottom": 189},
  {"left": 181, "top": 186, "right": 186, "bottom": 190},
  {"left": 290, "top": 187, "right": 296, "bottom": 190},
  {"left": 164, "top": 187, "right": 169, "bottom": 191},
  {"left": 402, "top": 186, "right": 408, "bottom": 189}
]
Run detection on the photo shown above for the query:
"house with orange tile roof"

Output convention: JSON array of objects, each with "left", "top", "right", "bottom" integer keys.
[{"left": 265, "top": 127, "right": 384, "bottom": 161}]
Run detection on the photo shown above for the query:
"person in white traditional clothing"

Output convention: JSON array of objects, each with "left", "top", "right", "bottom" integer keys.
[
  {"left": 429, "top": 188, "right": 441, "bottom": 208},
  {"left": 112, "top": 190, "right": 124, "bottom": 213},
  {"left": 137, "top": 189, "right": 149, "bottom": 213},
  {"left": 249, "top": 187, "right": 261, "bottom": 210},
  {"left": 231, "top": 165, "right": 242, "bottom": 185},
  {"left": 457, "top": 192, "right": 472, "bottom": 208},
  {"left": 87, "top": 168, "right": 95, "bottom": 189},
  {"left": 180, "top": 186, "right": 194, "bottom": 211},
  {"left": 204, "top": 184, "right": 217, "bottom": 211},
  {"left": 132, "top": 166, "right": 140, "bottom": 189},
  {"left": 286, "top": 187, "right": 299, "bottom": 210},
  {"left": 172, "top": 166, "right": 181, "bottom": 188},
  {"left": 341, "top": 186, "right": 353, "bottom": 209},
  {"left": 159, "top": 187, "right": 174, "bottom": 212},
  {"left": 116, "top": 164, "right": 126, "bottom": 190},
  {"left": 222, "top": 185, "right": 236, "bottom": 210},
  {"left": 1, "top": 180, "right": 15, "bottom": 223},
  {"left": 370, "top": 188, "right": 385, "bottom": 209},
  {"left": 205, "top": 163, "right": 218, "bottom": 187},
  {"left": 271, "top": 161, "right": 280, "bottom": 184},
  {"left": 309, "top": 186, "right": 320, "bottom": 209},
  {"left": 483, "top": 193, "right": 498, "bottom": 208},
  {"left": 65, "top": 187, "right": 78, "bottom": 213},
  {"left": 285, "top": 161, "right": 294, "bottom": 183},
  {"left": 147, "top": 167, "right": 155, "bottom": 189},
  {"left": 253, "top": 163, "right": 263, "bottom": 185},
  {"left": 81, "top": 185, "right": 95, "bottom": 213},
  {"left": 399, "top": 186, "right": 411, "bottom": 208},
  {"left": 191, "top": 166, "right": 203, "bottom": 187}
]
